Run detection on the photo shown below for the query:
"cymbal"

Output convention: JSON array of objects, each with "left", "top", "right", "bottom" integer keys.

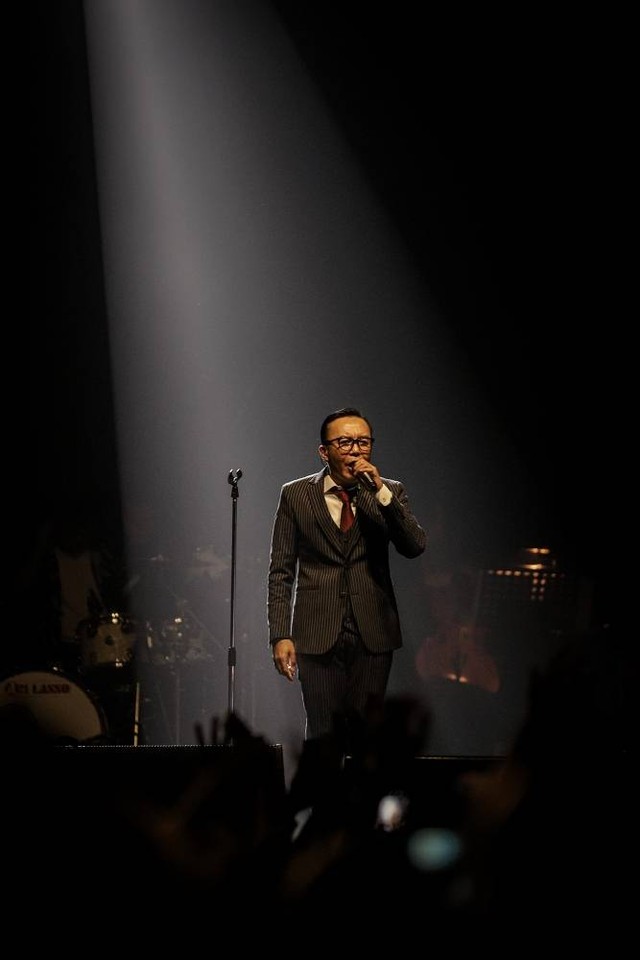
[
  {"left": 127, "top": 553, "right": 177, "bottom": 574},
  {"left": 187, "top": 546, "right": 229, "bottom": 576}
]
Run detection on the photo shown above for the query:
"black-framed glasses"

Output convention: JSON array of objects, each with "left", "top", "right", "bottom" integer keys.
[{"left": 326, "top": 436, "right": 375, "bottom": 452}]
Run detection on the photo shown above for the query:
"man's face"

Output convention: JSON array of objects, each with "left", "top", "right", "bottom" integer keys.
[{"left": 319, "top": 416, "right": 374, "bottom": 486}]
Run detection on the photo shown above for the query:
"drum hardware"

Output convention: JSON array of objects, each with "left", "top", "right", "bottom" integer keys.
[
  {"left": 137, "top": 600, "right": 218, "bottom": 744},
  {"left": 137, "top": 657, "right": 217, "bottom": 745},
  {"left": 115, "top": 545, "right": 228, "bottom": 743},
  {"left": 140, "top": 592, "right": 221, "bottom": 666},
  {"left": 76, "top": 611, "right": 137, "bottom": 672}
]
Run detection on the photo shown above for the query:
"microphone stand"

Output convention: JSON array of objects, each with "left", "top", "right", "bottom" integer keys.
[{"left": 226, "top": 469, "right": 242, "bottom": 732}]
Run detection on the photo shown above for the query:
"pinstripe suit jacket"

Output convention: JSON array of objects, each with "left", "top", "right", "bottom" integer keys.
[{"left": 268, "top": 468, "right": 426, "bottom": 654}]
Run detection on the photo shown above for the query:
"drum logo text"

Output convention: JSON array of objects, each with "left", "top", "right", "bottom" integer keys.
[{"left": 3, "top": 680, "right": 71, "bottom": 695}]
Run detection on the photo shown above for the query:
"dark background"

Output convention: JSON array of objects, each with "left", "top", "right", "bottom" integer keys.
[{"left": 29, "top": 1, "right": 620, "bottom": 627}]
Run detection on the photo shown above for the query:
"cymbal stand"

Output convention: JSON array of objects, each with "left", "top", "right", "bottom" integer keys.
[
  {"left": 227, "top": 469, "right": 242, "bottom": 730},
  {"left": 165, "top": 593, "right": 225, "bottom": 655},
  {"left": 132, "top": 680, "right": 142, "bottom": 746}
]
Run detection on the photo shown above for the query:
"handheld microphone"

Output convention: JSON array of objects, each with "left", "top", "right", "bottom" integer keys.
[{"left": 360, "top": 471, "right": 378, "bottom": 491}]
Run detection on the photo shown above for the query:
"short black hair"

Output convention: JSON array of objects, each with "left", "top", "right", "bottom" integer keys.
[{"left": 320, "top": 407, "right": 372, "bottom": 444}]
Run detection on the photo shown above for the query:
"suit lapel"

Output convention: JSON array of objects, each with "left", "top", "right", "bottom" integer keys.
[
  {"left": 308, "top": 469, "right": 358, "bottom": 553},
  {"left": 308, "top": 471, "right": 340, "bottom": 548}
]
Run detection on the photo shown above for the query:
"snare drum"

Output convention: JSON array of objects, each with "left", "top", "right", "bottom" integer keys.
[
  {"left": 0, "top": 669, "right": 107, "bottom": 743},
  {"left": 77, "top": 612, "right": 137, "bottom": 672}
]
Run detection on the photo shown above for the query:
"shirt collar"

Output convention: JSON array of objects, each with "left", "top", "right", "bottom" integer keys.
[{"left": 323, "top": 474, "right": 357, "bottom": 496}]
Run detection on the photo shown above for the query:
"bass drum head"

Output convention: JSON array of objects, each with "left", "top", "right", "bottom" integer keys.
[{"left": 0, "top": 669, "right": 107, "bottom": 744}]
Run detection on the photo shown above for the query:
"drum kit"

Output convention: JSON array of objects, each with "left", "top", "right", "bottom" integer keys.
[{"left": 1, "top": 547, "right": 227, "bottom": 747}]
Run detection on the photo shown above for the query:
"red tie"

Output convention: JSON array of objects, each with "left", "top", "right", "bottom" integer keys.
[{"left": 336, "top": 488, "right": 354, "bottom": 532}]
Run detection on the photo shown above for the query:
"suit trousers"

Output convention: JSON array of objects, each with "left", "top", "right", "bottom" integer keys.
[{"left": 297, "top": 611, "right": 393, "bottom": 750}]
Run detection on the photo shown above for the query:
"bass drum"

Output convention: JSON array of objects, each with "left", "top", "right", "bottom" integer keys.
[{"left": 0, "top": 669, "right": 107, "bottom": 744}]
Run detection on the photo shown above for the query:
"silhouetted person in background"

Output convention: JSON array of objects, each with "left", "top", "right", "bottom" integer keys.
[
  {"left": 7, "top": 497, "right": 126, "bottom": 675},
  {"left": 267, "top": 406, "right": 426, "bottom": 755}
]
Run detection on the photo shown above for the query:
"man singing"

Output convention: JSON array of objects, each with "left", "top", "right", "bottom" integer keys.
[{"left": 267, "top": 406, "right": 426, "bottom": 752}]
